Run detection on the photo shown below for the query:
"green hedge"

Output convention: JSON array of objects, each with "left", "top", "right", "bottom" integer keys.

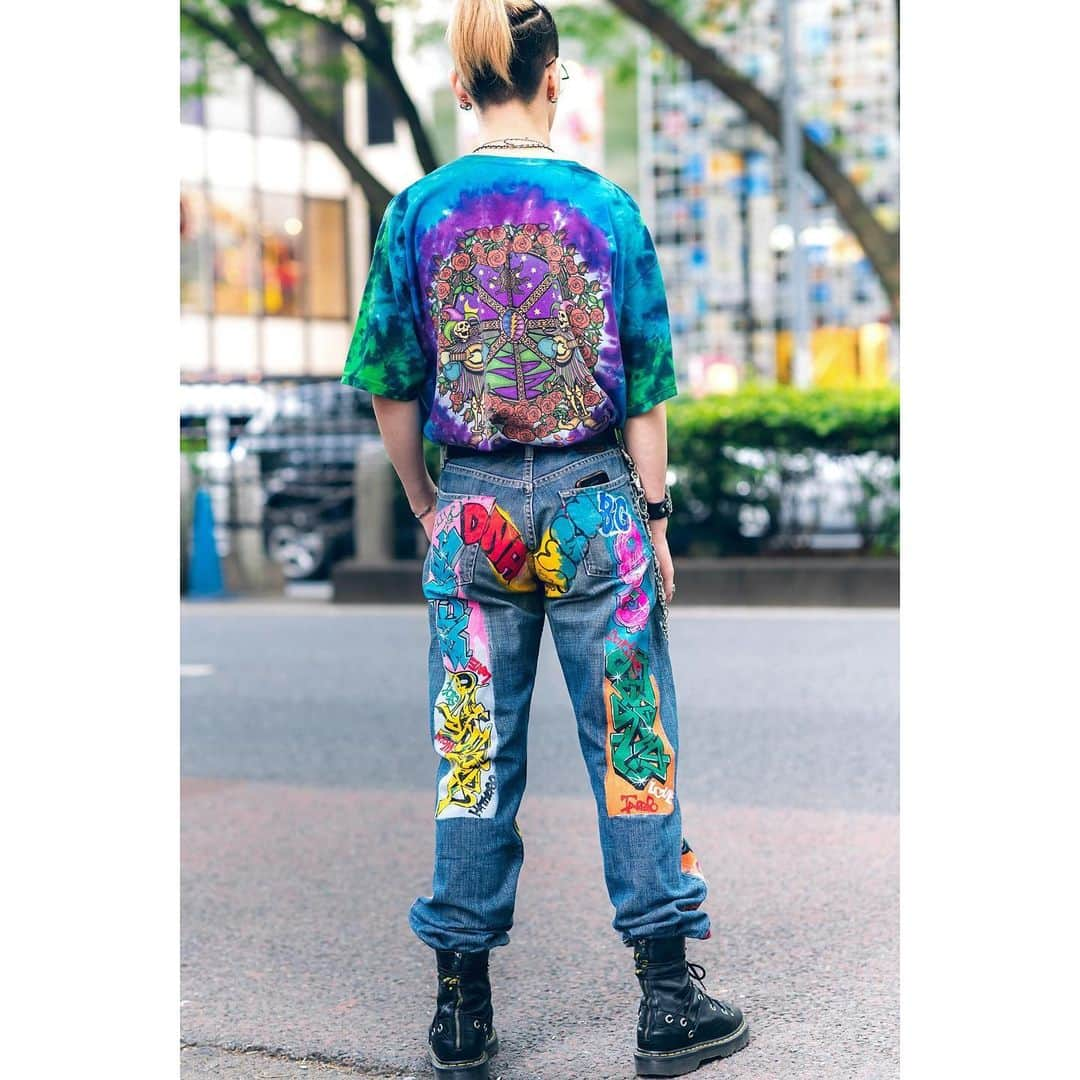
[
  {"left": 665, "top": 385, "right": 900, "bottom": 556},
  {"left": 666, "top": 384, "right": 899, "bottom": 458}
]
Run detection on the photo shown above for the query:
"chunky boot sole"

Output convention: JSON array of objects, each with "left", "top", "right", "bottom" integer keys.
[
  {"left": 429, "top": 1032, "right": 499, "bottom": 1080},
  {"left": 634, "top": 1019, "right": 749, "bottom": 1077}
]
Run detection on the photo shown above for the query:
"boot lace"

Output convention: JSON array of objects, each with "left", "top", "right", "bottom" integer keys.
[
  {"left": 686, "top": 961, "right": 709, "bottom": 1005},
  {"left": 687, "top": 962, "right": 737, "bottom": 1018}
]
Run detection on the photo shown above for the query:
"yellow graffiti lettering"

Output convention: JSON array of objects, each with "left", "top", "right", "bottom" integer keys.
[{"left": 434, "top": 671, "right": 494, "bottom": 817}]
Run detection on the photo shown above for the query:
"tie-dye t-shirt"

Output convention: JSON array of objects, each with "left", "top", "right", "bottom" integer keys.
[{"left": 341, "top": 154, "right": 677, "bottom": 450}]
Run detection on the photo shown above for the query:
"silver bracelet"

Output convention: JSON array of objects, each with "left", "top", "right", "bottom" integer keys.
[{"left": 413, "top": 502, "right": 435, "bottom": 521}]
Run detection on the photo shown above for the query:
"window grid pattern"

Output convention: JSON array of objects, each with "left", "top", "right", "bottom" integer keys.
[{"left": 181, "top": 44, "right": 352, "bottom": 380}]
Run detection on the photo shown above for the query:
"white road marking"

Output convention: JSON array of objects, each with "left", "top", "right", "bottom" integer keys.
[{"left": 180, "top": 664, "right": 215, "bottom": 677}]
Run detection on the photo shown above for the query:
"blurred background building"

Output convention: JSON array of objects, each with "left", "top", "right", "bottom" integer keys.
[
  {"left": 181, "top": 33, "right": 357, "bottom": 412},
  {"left": 640, "top": 0, "right": 897, "bottom": 392}
]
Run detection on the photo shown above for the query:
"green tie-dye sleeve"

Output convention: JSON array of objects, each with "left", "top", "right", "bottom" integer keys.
[
  {"left": 612, "top": 190, "right": 679, "bottom": 416},
  {"left": 341, "top": 193, "right": 426, "bottom": 400}
]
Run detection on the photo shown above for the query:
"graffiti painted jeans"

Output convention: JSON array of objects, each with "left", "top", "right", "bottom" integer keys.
[{"left": 409, "top": 439, "right": 710, "bottom": 952}]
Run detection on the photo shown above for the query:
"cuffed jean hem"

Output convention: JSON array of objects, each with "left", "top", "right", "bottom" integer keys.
[
  {"left": 616, "top": 909, "right": 712, "bottom": 947},
  {"left": 409, "top": 901, "right": 512, "bottom": 953}
]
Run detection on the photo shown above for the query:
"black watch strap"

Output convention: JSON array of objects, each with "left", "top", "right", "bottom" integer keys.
[{"left": 646, "top": 488, "right": 673, "bottom": 521}]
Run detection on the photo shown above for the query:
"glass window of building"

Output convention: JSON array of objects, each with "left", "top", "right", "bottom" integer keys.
[
  {"left": 366, "top": 66, "right": 396, "bottom": 145},
  {"left": 306, "top": 198, "right": 348, "bottom": 319},
  {"left": 210, "top": 189, "right": 259, "bottom": 315},
  {"left": 299, "top": 28, "right": 346, "bottom": 138},
  {"left": 205, "top": 63, "right": 253, "bottom": 131},
  {"left": 181, "top": 187, "right": 211, "bottom": 312},
  {"left": 260, "top": 192, "right": 304, "bottom": 318},
  {"left": 255, "top": 80, "right": 300, "bottom": 137}
]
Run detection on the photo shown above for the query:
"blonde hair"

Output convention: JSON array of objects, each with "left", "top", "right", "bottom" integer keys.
[{"left": 447, "top": 0, "right": 551, "bottom": 96}]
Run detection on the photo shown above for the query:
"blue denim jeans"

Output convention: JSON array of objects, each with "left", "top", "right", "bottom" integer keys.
[{"left": 409, "top": 439, "right": 710, "bottom": 951}]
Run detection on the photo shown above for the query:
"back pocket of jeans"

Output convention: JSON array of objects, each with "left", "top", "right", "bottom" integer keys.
[{"left": 557, "top": 477, "right": 649, "bottom": 580}]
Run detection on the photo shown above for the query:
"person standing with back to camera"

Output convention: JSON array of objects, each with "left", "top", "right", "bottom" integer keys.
[{"left": 341, "top": 2, "right": 749, "bottom": 1076}]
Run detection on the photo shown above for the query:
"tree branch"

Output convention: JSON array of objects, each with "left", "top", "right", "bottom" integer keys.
[
  {"left": 182, "top": 3, "right": 260, "bottom": 70},
  {"left": 261, "top": 0, "right": 440, "bottom": 173},
  {"left": 183, "top": 2, "right": 393, "bottom": 216}
]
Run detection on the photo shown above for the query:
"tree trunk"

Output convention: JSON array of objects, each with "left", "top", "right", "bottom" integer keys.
[
  {"left": 261, "top": 0, "right": 441, "bottom": 175},
  {"left": 228, "top": 4, "right": 394, "bottom": 216}
]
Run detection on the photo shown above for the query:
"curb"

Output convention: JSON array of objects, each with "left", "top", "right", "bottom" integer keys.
[{"left": 331, "top": 557, "right": 899, "bottom": 607}]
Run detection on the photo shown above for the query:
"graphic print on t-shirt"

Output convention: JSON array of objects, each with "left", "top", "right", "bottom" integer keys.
[
  {"left": 428, "top": 220, "right": 615, "bottom": 443},
  {"left": 342, "top": 159, "right": 679, "bottom": 450}
]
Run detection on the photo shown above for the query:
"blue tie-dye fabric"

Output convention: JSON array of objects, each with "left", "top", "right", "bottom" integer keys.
[{"left": 342, "top": 155, "right": 677, "bottom": 451}]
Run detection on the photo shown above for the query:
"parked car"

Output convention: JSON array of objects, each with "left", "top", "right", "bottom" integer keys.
[{"left": 231, "top": 382, "right": 382, "bottom": 580}]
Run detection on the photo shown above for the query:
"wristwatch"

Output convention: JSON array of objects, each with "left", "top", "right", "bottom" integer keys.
[{"left": 645, "top": 486, "right": 673, "bottom": 521}]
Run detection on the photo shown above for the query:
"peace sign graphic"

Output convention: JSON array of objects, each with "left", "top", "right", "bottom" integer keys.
[{"left": 429, "top": 222, "right": 612, "bottom": 442}]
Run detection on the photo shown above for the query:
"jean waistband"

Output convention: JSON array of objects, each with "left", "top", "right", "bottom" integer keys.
[{"left": 442, "top": 426, "right": 620, "bottom": 462}]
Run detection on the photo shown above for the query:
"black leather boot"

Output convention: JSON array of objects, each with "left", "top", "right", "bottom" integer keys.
[
  {"left": 427, "top": 948, "right": 498, "bottom": 1080},
  {"left": 632, "top": 936, "right": 749, "bottom": 1076}
]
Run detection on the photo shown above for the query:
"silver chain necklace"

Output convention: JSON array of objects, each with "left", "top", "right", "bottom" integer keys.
[{"left": 472, "top": 136, "right": 555, "bottom": 153}]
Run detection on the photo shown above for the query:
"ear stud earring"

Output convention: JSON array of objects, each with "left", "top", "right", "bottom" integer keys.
[{"left": 459, "top": 100, "right": 473, "bottom": 110}]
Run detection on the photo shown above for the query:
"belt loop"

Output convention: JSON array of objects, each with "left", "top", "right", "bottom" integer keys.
[
  {"left": 523, "top": 443, "right": 534, "bottom": 489},
  {"left": 438, "top": 443, "right": 447, "bottom": 470}
]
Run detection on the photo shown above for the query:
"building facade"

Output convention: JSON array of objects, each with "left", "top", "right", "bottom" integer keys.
[
  {"left": 179, "top": 27, "right": 431, "bottom": 395},
  {"left": 639, "top": 0, "right": 898, "bottom": 388}
]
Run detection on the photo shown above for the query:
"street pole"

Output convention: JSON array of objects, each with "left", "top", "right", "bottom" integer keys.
[{"left": 780, "top": 0, "right": 812, "bottom": 387}]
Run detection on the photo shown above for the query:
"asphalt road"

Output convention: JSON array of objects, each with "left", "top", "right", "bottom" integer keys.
[{"left": 182, "top": 602, "right": 898, "bottom": 1080}]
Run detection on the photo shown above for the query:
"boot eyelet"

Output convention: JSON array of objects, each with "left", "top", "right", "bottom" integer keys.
[
  {"left": 680, "top": 1017, "right": 687, "bottom": 1027},
  {"left": 688, "top": 1030, "right": 695, "bottom": 1039},
  {"left": 474, "top": 1019, "right": 481, "bottom": 1028},
  {"left": 437, "top": 1023, "right": 443, "bottom": 1032},
  {"left": 665, "top": 1014, "right": 674, "bottom": 1024}
]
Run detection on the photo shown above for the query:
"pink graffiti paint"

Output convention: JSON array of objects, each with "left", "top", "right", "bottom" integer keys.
[{"left": 614, "top": 520, "right": 646, "bottom": 580}]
